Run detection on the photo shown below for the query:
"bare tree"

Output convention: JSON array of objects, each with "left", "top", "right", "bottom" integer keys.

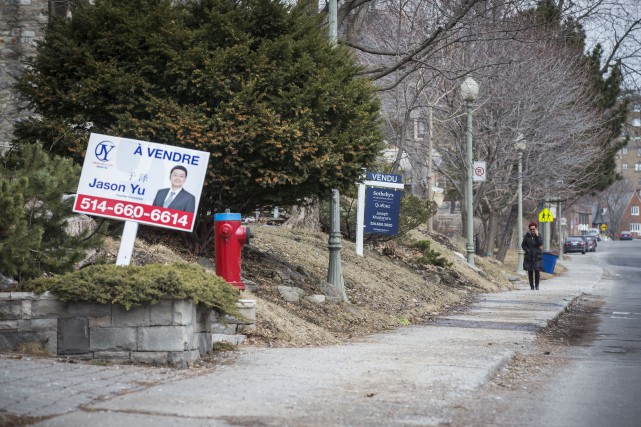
[{"left": 597, "top": 179, "right": 635, "bottom": 237}]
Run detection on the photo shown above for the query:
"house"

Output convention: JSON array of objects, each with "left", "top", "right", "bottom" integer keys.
[{"left": 617, "top": 190, "right": 641, "bottom": 238}]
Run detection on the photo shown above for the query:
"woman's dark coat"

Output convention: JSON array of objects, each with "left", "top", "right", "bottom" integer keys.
[{"left": 521, "top": 232, "right": 543, "bottom": 271}]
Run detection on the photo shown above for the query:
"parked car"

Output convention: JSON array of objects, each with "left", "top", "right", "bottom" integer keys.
[
  {"left": 620, "top": 231, "right": 633, "bottom": 240},
  {"left": 586, "top": 228, "right": 602, "bottom": 241},
  {"left": 563, "top": 236, "right": 587, "bottom": 254},
  {"left": 581, "top": 235, "right": 597, "bottom": 252}
]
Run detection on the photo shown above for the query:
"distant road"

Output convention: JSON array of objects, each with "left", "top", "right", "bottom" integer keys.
[{"left": 505, "top": 239, "right": 641, "bottom": 427}]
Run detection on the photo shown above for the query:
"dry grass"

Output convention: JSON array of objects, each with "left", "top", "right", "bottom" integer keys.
[{"left": 14, "top": 342, "right": 50, "bottom": 357}]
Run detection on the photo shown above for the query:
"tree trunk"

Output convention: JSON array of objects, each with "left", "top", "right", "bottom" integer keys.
[
  {"left": 486, "top": 211, "right": 499, "bottom": 257},
  {"left": 495, "top": 204, "right": 517, "bottom": 262},
  {"left": 283, "top": 197, "right": 321, "bottom": 231}
]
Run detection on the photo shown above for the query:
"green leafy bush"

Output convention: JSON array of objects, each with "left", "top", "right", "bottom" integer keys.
[
  {"left": 18, "top": 263, "right": 239, "bottom": 315},
  {"left": 413, "top": 240, "right": 452, "bottom": 268}
]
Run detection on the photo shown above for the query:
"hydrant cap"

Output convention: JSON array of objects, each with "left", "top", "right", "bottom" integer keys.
[{"left": 214, "top": 212, "right": 242, "bottom": 222}]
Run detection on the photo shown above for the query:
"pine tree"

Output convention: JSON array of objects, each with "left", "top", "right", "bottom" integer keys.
[
  {"left": 0, "top": 144, "right": 103, "bottom": 281},
  {"left": 13, "top": 0, "right": 382, "bottom": 253},
  {"left": 530, "top": 0, "right": 627, "bottom": 193}
]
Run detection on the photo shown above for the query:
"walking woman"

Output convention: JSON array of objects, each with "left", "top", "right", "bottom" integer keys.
[{"left": 521, "top": 221, "right": 543, "bottom": 290}]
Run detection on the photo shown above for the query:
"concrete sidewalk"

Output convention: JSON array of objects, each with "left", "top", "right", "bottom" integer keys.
[{"left": 0, "top": 258, "right": 602, "bottom": 427}]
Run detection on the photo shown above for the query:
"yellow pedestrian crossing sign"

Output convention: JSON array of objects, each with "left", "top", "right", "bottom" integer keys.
[{"left": 538, "top": 208, "right": 554, "bottom": 223}]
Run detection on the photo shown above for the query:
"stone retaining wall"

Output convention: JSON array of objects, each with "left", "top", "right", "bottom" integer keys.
[{"left": 0, "top": 292, "right": 256, "bottom": 368}]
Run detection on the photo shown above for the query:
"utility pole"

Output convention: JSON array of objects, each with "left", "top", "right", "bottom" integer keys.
[
  {"left": 326, "top": 0, "right": 346, "bottom": 301},
  {"left": 426, "top": 105, "right": 434, "bottom": 232},
  {"left": 328, "top": 0, "right": 337, "bottom": 45}
]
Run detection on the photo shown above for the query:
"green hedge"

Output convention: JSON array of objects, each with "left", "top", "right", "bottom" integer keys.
[{"left": 18, "top": 263, "right": 239, "bottom": 315}]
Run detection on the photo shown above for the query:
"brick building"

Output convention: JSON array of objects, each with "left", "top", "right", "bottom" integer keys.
[
  {"left": 0, "top": 0, "right": 70, "bottom": 154},
  {"left": 617, "top": 190, "right": 641, "bottom": 239},
  {"left": 616, "top": 91, "right": 641, "bottom": 190}
]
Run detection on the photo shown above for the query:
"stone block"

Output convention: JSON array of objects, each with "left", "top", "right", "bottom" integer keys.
[
  {"left": 0, "top": 320, "right": 18, "bottom": 330},
  {"left": 112, "top": 304, "right": 149, "bottom": 327},
  {"left": 237, "top": 299, "right": 256, "bottom": 311},
  {"left": 9, "top": 292, "right": 37, "bottom": 300},
  {"left": 30, "top": 318, "right": 57, "bottom": 331},
  {"left": 93, "top": 351, "right": 131, "bottom": 361},
  {"left": 57, "top": 317, "right": 89, "bottom": 354},
  {"left": 193, "top": 332, "right": 212, "bottom": 355},
  {"left": 90, "top": 327, "right": 138, "bottom": 351},
  {"left": 0, "top": 293, "right": 10, "bottom": 301},
  {"left": 17, "top": 319, "right": 32, "bottom": 331},
  {"left": 232, "top": 299, "right": 257, "bottom": 325},
  {"left": 21, "top": 300, "right": 32, "bottom": 319},
  {"left": 36, "top": 292, "right": 59, "bottom": 300},
  {"left": 195, "top": 306, "right": 214, "bottom": 333},
  {"left": 138, "top": 325, "right": 193, "bottom": 352},
  {"left": 172, "top": 300, "right": 196, "bottom": 326},
  {"left": 0, "top": 302, "right": 22, "bottom": 320},
  {"left": 130, "top": 351, "right": 168, "bottom": 365},
  {"left": 211, "top": 323, "right": 237, "bottom": 335},
  {"left": 40, "top": 331, "right": 57, "bottom": 354},
  {"left": 32, "top": 298, "right": 68, "bottom": 318},
  {"left": 0, "top": 330, "right": 40, "bottom": 352},
  {"left": 67, "top": 302, "right": 111, "bottom": 317},
  {"left": 150, "top": 299, "right": 173, "bottom": 325},
  {"left": 168, "top": 350, "right": 200, "bottom": 369},
  {"left": 212, "top": 334, "right": 246, "bottom": 345},
  {"left": 88, "top": 316, "right": 112, "bottom": 328}
]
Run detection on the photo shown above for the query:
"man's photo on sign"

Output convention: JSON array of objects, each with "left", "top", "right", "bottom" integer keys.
[{"left": 152, "top": 165, "right": 196, "bottom": 213}]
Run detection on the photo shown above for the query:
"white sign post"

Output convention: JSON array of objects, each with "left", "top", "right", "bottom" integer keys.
[{"left": 74, "top": 133, "right": 210, "bottom": 265}]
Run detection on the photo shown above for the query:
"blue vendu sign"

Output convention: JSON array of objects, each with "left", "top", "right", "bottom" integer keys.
[
  {"left": 364, "top": 187, "right": 401, "bottom": 235},
  {"left": 356, "top": 172, "right": 404, "bottom": 255},
  {"left": 363, "top": 172, "right": 403, "bottom": 235}
]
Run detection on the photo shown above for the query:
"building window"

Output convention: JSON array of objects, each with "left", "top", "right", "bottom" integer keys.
[
  {"left": 638, "top": 148, "right": 641, "bottom": 156},
  {"left": 623, "top": 163, "right": 628, "bottom": 169},
  {"left": 622, "top": 147, "right": 629, "bottom": 155},
  {"left": 635, "top": 104, "right": 641, "bottom": 112},
  {"left": 49, "top": 1, "right": 72, "bottom": 18},
  {"left": 638, "top": 178, "right": 641, "bottom": 186},
  {"left": 632, "top": 206, "right": 640, "bottom": 216},
  {"left": 579, "top": 213, "right": 589, "bottom": 226},
  {"left": 634, "top": 118, "right": 641, "bottom": 127},
  {"left": 631, "top": 223, "right": 641, "bottom": 232},
  {"left": 636, "top": 163, "right": 641, "bottom": 171},
  {"left": 414, "top": 120, "right": 426, "bottom": 140}
]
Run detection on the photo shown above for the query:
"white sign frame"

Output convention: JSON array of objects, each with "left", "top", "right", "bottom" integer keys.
[{"left": 74, "top": 133, "right": 210, "bottom": 266}]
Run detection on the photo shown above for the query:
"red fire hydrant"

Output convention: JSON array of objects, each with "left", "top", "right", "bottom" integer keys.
[{"left": 214, "top": 212, "right": 250, "bottom": 290}]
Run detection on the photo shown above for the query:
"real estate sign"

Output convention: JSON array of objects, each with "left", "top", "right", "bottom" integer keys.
[{"left": 73, "top": 133, "right": 210, "bottom": 232}]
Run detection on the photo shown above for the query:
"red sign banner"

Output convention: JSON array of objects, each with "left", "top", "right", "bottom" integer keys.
[{"left": 74, "top": 194, "right": 193, "bottom": 231}]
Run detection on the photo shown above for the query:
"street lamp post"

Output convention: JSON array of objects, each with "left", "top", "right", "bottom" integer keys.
[
  {"left": 515, "top": 134, "right": 527, "bottom": 274},
  {"left": 460, "top": 77, "right": 479, "bottom": 266}
]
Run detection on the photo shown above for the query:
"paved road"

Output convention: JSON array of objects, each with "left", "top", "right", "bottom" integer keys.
[
  {"left": 489, "top": 239, "right": 641, "bottom": 427},
  {"left": 0, "top": 257, "right": 602, "bottom": 426}
]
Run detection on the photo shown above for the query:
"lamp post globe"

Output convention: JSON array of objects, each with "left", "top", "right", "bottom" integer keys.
[
  {"left": 460, "top": 77, "right": 479, "bottom": 102},
  {"left": 514, "top": 134, "right": 526, "bottom": 274},
  {"left": 460, "top": 77, "right": 478, "bottom": 266}
]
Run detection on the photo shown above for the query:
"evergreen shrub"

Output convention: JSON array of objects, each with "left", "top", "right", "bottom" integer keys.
[
  {"left": 18, "top": 263, "right": 239, "bottom": 315},
  {"left": 413, "top": 240, "right": 452, "bottom": 268}
]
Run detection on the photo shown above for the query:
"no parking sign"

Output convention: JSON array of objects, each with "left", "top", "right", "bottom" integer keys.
[{"left": 473, "top": 161, "right": 486, "bottom": 182}]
